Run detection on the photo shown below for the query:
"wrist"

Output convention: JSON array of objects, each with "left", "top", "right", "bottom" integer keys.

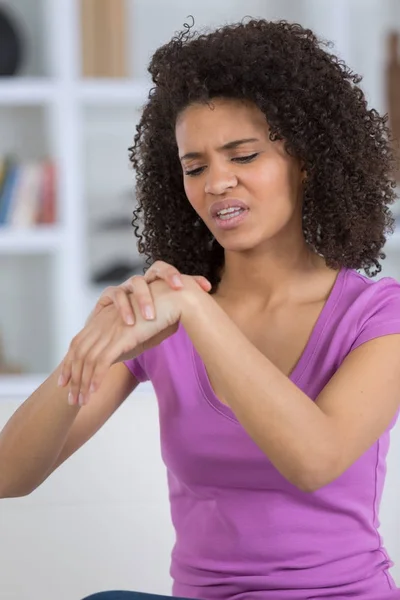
[{"left": 179, "top": 279, "right": 210, "bottom": 326}]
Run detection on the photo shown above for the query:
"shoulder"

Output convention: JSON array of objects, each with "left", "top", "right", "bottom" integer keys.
[
  {"left": 341, "top": 269, "right": 400, "bottom": 351},
  {"left": 344, "top": 267, "right": 400, "bottom": 302}
]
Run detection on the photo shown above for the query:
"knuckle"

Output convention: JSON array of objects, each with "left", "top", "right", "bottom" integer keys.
[
  {"left": 137, "top": 290, "right": 151, "bottom": 305},
  {"left": 80, "top": 372, "right": 91, "bottom": 389},
  {"left": 73, "top": 344, "right": 86, "bottom": 360},
  {"left": 70, "top": 383, "right": 79, "bottom": 394},
  {"left": 69, "top": 335, "right": 80, "bottom": 352},
  {"left": 127, "top": 275, "right": 140, "bottom": 284},
  {"left": 99, "top": 286, "right": 116, "bottom": 300},
  {"left": 114, "top": 288, "right": 127, "bottom": 305},
  {"left": 94, "top": 357, "right": 109, "bottom": 373},
  {"left": 129, "top": 274, "right": 146, "bottom": 289},
  {"left": 83, "top": 352, "right": 95, "bottom": 367}
]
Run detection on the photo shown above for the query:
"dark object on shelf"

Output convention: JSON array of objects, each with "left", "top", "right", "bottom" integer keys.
[
  {"left": 92, "top": 216, "right": 132, "bottom": 232},
  {"left": 0, "top": 7, "right": 24, "bottom": 76},
  {"left": 92, "top": 261, "right": 145, "bottom": 284}
]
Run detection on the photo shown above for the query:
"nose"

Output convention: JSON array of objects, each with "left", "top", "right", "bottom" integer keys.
[{"left": 204, "top": 163, "right": 238, "bottom": 195}]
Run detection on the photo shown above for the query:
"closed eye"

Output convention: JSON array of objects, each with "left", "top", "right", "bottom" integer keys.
[
  {"left": 232, "top": 152, "right": 259, "bottom": 164},
  {"left": 184, "top": 153, "right": 260, "bottom": 177},
  {"left": 184, "top": 166, "right": 206, "bottom": 177}
]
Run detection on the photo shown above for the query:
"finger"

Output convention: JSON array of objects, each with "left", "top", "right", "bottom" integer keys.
[
  {"left": 88, "top": 323, "right": 141, "bottom": 396},
  {"left": 79, "top": 345, "right": 107, "bottom": 405},
  {"left": 121, "top": 275, "right": 155, "bottom": 320},
  {"left": 111, "top": 288, "right": 136, "bottom": 325},
  {"left": 59, "top": 323, "right": 96, "bottom": 391},
  {"left": 92, "top": 286, "right": 135, "bottom": 326},
  {"left": 79, "top": 317, "right": 122, "bottom": 405},
  {"left": 59, "top": 347, "right": 76, "bottom": 399},
  {"left": 92, "top": 286, "right": 117, "bottom": 316},
  {"left": 69, "top": 355, "right": 84, "bottom": 406},
  {"left": 67, "top": 325, "right": 104, "bottom": 405},
  {"left": 81, "top": 302, "right": 142, "bottom": 403},
  {"left": 144, "top": 261, "right": 184, "bottom": 289},
  {"left": 193, "top": 275, "right": 212, "bottom": 291},
  {"left": 57, "top": 359, "right": 70, "bottom": 388}
]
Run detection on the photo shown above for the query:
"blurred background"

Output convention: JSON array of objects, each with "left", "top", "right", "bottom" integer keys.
[{"left": 0, "top": 1, "right": 400, "bottom": 599}]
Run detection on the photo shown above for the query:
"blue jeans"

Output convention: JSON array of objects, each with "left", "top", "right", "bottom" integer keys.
[{"left": 81, "top": 593, "right": 193, "bottom": 600}]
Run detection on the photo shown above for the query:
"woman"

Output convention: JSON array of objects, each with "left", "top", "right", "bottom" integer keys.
[{"left": 2, "top": 18, "right": 400, "bottom": 600}]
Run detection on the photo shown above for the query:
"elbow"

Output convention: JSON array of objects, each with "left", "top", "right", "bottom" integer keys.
[
  {"left": 0, "top": 486, "right": 31, "bottom": 499},
  {"left": 0, "top": 478, "right": 33, "bottom": 499},
  {"left": 295, "top": 477, "right": 326, "bottom": 494},
  {"left": 291, "top": 457, "right": 341, "bottom": 493}
]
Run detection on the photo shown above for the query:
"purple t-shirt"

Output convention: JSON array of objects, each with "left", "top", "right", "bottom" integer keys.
[{"left": 125, "top": 267, "right": 400, "bottom": 600}]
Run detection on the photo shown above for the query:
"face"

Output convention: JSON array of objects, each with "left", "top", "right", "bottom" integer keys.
[{"left": 175, "top": 98, "right": 305, "bottom": 254}]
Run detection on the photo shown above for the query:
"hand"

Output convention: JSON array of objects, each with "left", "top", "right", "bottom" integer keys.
[
  {"left": 89, "top": 260, "right": 211, "bottom": 326},
  {"left": 58, "top": 279, "right": 189, "bottom": 407}
]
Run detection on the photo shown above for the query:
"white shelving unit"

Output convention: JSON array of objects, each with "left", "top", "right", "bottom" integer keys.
[
  {"left": 0, "top": 78, "right": 56, "bottom": 105},
  {"left": 0, "top": 0, "right": 399, "bottom": 399},
  {"left": 0, "top": 226, "right": 64, "bottom": 253},
  {"left": 0, "top": 0, "right": 149, "bottom": 397}
]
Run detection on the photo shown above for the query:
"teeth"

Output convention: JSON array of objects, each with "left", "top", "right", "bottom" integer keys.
[{"left": 217, "top": 207, "right": 244, "bottom": 216}]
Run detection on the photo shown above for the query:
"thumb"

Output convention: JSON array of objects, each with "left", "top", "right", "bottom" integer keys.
[{"left": 193, "top": 275, "right": 212, "bottom": 291}]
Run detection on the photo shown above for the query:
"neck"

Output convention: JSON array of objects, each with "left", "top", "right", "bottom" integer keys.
[{"left": 216, "top": 240, "right": 327, "bottom": 308}]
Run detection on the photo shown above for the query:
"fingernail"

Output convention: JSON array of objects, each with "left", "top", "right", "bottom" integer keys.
[
  {"left": 89, "top": 383, "right": 96, "bottom": 394},
  {"left": 68, "top": 392, "right": 74, "bottom": 405},
  {"left": 172, "top": 276, "right": 183, "bottom": 287},
  {"left": 126, "top": 315, "right": 134, "bottom": 325},
  {"left": 78, "top": 393, "right": 84, "bottom": 406},
  {"left": 144, "top": 306, "right": 154, "bottom": 320},
  {"left": 58, "top": 374, "right": 65, "bottom": 387}
]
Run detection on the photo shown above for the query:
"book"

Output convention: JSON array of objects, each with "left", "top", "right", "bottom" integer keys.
[
  {"left": 0, "top": 161, "right": 19, "bottom": 225},
  {"left": 10, "top": 162, "right": 43, "bottom": 228}
]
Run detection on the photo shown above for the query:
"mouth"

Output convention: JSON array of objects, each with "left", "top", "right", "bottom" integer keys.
[
  {"left": 210, "top": 201, "right": 250, "bottom": 231},
  {"left": 209, "top": 199, "right": 249, "bottom": 219}
]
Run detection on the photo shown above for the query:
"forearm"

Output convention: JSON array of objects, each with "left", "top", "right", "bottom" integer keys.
[
  {"left": 181, "top": 290, "right": 337, "bottom": 491},
  {"left": 0, "top": 365, "right": 80, "bottom": 498}
]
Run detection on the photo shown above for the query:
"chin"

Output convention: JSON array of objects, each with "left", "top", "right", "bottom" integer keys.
[{"left": 216, "top": 236, "right": 261, "bottom": 253}]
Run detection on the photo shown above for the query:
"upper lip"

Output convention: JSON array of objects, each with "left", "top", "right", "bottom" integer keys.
[{"left": 209, "top": 199, "right": 249, "bottom": 218}]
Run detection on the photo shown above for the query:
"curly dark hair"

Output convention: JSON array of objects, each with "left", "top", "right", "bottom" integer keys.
[{"left": 129, "top": 17, "right": 397, "bottom": 288}]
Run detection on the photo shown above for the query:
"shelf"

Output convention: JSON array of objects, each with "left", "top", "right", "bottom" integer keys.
[
  {"left": 78, "top": 80, "right": 150, "bottom": 104},
  {"left": 0, "top": 226, "right": 64, "bottom": 254},
  {"left": 0, "top": 374, "right": 47, "bottom": 399},
  {"left": 0, "top": 79, "right": 56, "bottom": 105},
  {"left": 0, "top": 78, "right": 151, "bottom": 106}
]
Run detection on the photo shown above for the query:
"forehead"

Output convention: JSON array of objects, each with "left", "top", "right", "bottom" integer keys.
[{"left": 175, "top": 98, "right": 268, "bottom": 149}]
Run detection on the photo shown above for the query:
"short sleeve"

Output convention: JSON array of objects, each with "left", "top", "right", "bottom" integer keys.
[
  {"left": 350, "top": 278, "right": 400, "bottom": 352},
  {"left": 123, "top": 355, "right": 149, "bottom": 382}
]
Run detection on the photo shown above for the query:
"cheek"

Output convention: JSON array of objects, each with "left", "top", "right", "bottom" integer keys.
[{"left": 255, "top": 160, "right": 297, "bottom": 196}]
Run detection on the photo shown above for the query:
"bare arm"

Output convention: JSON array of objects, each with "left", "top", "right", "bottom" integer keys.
[
  {"left": 180, "top": 286, "right": 400, "bottom": 492},
  {"left": 0, "top": 362, "right": 138, "bottom": 498}
]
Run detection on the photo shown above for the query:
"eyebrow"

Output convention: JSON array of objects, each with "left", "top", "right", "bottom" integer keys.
[{"left": 179, "top": 138, "right": 260, "bottom": 162}]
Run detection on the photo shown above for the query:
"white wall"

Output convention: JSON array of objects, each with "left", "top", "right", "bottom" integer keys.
[{"left": 1, "top": 1, "right": 400, "bottom": 598}]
